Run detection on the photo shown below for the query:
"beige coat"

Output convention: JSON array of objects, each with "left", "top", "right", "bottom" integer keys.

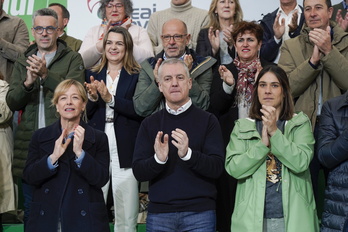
[
  {"left": 0, "top": 79, "right": 15, "bottom": 213},
  {"left": 278, "top": 21, "right": 348, "bottom": 128}
]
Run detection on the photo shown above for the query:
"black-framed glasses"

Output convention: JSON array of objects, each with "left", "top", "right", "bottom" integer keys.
[
  {"left": 106, "top": 3, "right": 124, "bottom": 9},
  {"left": 161, "top": 34, "right": 187, "bottom": 42},
  {"left": 33, "top": 26, "right": 57, "bottom": 34}
]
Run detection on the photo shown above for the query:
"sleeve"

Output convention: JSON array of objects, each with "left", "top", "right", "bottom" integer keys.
[
  {"left": 196, "top": 29, "right": 213, "bottom": 57},
  {"left": 189, "top": 60, "right": 215, "bottom": 110},
  {"left": 147, "top": 13, "right": 161, "bottom": 54},
  {"left": 208, "top": 63, "right": 237, "bottom": 117},
  {"left": 23, "top": 131, "right": 58, "bottom": 186},
  {"left": 278, "top": 41, "right": 321, "bottom": 98},
  {"left": 318, "top": 101, "right": 348, "bottom": 169},
  {"left": 259, "top": 18, "right": 282, "bottom": 62},
  {"left": 133, "top": 62, "right": 163, "bottom": 117},
  {"left": 270, "top": 115, "right": 315, "bottom": 173},
  {"left": 0, "top": 82, "right": 13, "bottom": 124},
  {"left": 6, "top": 59, "right": 33, "bottom": 111},
  {"left": 130, "top": 26, "right": 154, "bottom": 64},
  {"left": 76, "top": 132, "right": 110, "bottom": 188},
  {"left": 183, "top": 114, "right": 224, "bottom": 179},
  {"left": 132, "top": 120, "right": 167, "bottom": 182},
  {"left": 225, "top": 120, "right": 270, "bottom": 179},
  {"left": 0, "top": 18, "right": 29, "bottom": 62},
  {"left": 79, "top": 25, "right": 102, "bottom": 69}
]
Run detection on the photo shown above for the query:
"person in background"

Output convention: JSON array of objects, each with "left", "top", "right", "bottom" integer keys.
[
  {"left": 226, "top": 65, "right": 319, "bottom": 232},
  {"left": 0, "top": 71, "right": 14, "bottom": 232},
  {"left": 133, "top": 18, "right": 216, "bottom": 117},
  {"left": 331, "top": 0, "right": 348, "bottom": 31},
  {"left": 23, "top": 79, "right": 110, "bottom": 232},
  {"left": 0, "top": 0, "right": 29, "bottom": 81},
  {"left": 317, "top": 91, "right": 348, "bottom": 232},
  {"left": 133, "top": 58, "right": 224, "bottom": 232},
  {"left": 196, "top": 0, "right": 243, "bottom": 66},
  {"left": 6, "top": 8, "right": 85, "bottom": 227},
  {"left": 79, "top": 0, "right": 153, "bottom": 69},
  {"left": 85, "top": 26, "right": 143, "bottom": 232},
  {"left": 278, "top": 0, "right": 348, "bottom": 203},
  {"left": 259, "top": 0, "right": 304, "bottom": 63},
  {"left": 196, "top": 1, "right": 242, "bottom": 230},
  {"left": 147, "top": 0, "right": 209, "bottom": 54},
  {"left": 49, "top": 3, "right": 83, "bottom": 52}
]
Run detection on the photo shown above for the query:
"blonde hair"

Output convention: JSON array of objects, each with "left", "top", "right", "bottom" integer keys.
[{"left": 207, "top": 0, "right": 243, "bottom": 31}]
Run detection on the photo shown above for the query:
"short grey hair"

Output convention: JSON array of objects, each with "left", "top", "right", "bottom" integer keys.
[
  {"left": 158, "top": 58, "right": 190, "bottom": 81},
  {"left": 32, "top": 8, "right": 58, "bottom": 27},
  {"left": 97, "top": 0, "right": 133, "bottom": 19}
]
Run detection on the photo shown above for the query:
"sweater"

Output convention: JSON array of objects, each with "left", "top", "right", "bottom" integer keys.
[
  {"left": 132, "top": 105, "right": 224, "bottom": 213},
  {"left": 147, "top": 0, "right": 209, "bottom": 54}
]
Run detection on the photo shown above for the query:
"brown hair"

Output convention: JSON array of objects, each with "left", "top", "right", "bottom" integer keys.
[
  {"left": 91, "top": 26, "right": 140, "bottom": 74},
  {"left": 249, "top": 65, "right": 294, "bottom": 121},
  {"left": 232, "top": 21, "right": 263, "bottom": 44}
]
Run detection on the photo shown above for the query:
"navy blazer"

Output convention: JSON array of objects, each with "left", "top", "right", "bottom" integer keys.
[
  {"left": 86, "top": 66, "right": 143, "bottom": 168},
  {"left": 259, "top": 6, "right": 305, "bottom": 62},
  {"left": 23, "top": 120, "right": 110, "bottom": 232}
]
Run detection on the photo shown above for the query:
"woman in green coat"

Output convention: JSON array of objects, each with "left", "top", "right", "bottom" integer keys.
[{"left": 225, "top": 65, "right": 319, "bottom": 232}]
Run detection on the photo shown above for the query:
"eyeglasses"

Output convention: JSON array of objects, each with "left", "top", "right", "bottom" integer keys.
[
  {"left": 106, "top": 3, "right": 124, "bottom": 9},
  {"left": 33, "top": 26, "right": 57, "bottom": 34},
  {"left": 161, "top": 34, "right": 187, "bottom": 42}
]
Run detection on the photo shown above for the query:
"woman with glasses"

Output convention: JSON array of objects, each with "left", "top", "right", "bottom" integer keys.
[
  {"left": 85, "top": 26, "right": 143, "bottom": 232},
  {"left": 79, "top": 0, "right": 153, "bottom": 69},
  {"left": 225, "top": 66, "right": 319, "bottom": 232},
  {"left": 23, "top": 79, "right": 110, "bottom": 232}
]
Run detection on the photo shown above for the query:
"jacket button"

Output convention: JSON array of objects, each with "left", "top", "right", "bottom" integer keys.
[
  {"left": 40, "top": 210, "right": 45, "bottom": 216},
  {"left": 44, "top": 188, "right": 49, "bottom": 194},
  {"left": 81, "top": 210, "right": 87, "bottom": 216},
  {"left": 78, "top": 189, "right": 83, "bottom": 194}
]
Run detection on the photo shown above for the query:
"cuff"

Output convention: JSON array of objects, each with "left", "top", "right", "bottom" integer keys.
[{"left": 180, "top": 148, "right": 192, "bottom": 161}]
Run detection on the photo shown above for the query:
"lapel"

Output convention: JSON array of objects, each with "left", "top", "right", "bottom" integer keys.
[{"left": 115, "top": 67, "right": 132, "bottom": 99}]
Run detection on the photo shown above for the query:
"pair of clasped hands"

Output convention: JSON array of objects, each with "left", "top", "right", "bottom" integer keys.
[
  {"left": 24, "top": 53, "right": 48, "bottom": 88},
  {"left": 154, "top": 129, "right": 189, "bottom": 162},
  {"left": 84, "top": 77, "right": 113, "bottom": 103},
  {"left": 50, "top": 125, "right": 85, "bottom": 165}
]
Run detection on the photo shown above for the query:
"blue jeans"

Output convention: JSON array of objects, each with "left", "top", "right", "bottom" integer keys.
[
  {"left": 22, "top": 179, "right": 34, "bottom": 229},
  {"left": 146, "top": 210, "right": 216, "bottom": 232}
]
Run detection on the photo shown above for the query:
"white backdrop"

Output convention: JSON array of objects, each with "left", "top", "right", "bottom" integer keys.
[
  {"left": 4, "top": 0, "right": 342, "bottom": 41},
  {"left": 68, "top": 0, "right": 342, "bottom": 41}
]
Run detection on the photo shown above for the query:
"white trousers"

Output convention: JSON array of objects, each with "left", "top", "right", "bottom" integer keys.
[{"left": 103, "top": 123, "right": 139, "bottom": 232}]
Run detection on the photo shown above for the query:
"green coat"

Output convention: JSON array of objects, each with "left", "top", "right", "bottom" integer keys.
[
  {"left": 6, "top": 39, "right": 85, "bottom": 178},
  {"left": 225, "top": 112, "right": 319, "bottom": 232},
  {"left": 278, "top": 21, "right": 348, "bottom": 129}
]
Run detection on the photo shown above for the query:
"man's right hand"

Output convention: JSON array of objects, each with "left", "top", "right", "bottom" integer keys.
[
  {"left": 273, "top": 13, "right": 285, "bottom": 40},
  {"left": 154, "top": 131, "right": 169, "bottom": 162}
]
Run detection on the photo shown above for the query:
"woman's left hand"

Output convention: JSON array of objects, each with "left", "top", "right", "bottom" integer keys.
[
  {"left": 260, "top": 105, "right": 278, "bottom": 137},
  {"left": 94, "top": 80, "right": 113, "bottom": 103},
  {"left": 223, "top": 24, "right": 234, "bottom": 48},
  {"left": 73, "top": 125, "right": 85, "bottom": 158}
]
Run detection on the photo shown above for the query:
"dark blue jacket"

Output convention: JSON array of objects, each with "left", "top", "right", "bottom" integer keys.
[
  {"left": 23, "top": 120, "right": 110, "bottom": 232},
  {"left": 259, "top": 6, "right": 305, "bottom": 62},
  {"left": 86, "top": 66, "right": 143, "bottom": 168},
  {"left": 318, "top": 91, "right": 348, "bottom": 231}
]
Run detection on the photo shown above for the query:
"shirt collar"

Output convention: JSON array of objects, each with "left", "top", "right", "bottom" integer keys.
[
  {"left": 277, "top": 4, "right": 302, "bottom": 15},
  {"left": 165, "top": 98, "right": 192, "bottom": 115},
  {"left": 163, "top": 52, "right": 186, "bottom": 61}
]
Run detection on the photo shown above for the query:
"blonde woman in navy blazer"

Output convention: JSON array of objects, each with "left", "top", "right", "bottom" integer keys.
[{"left": 85, "top": 26, "right": 143, "bottom": 232}]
